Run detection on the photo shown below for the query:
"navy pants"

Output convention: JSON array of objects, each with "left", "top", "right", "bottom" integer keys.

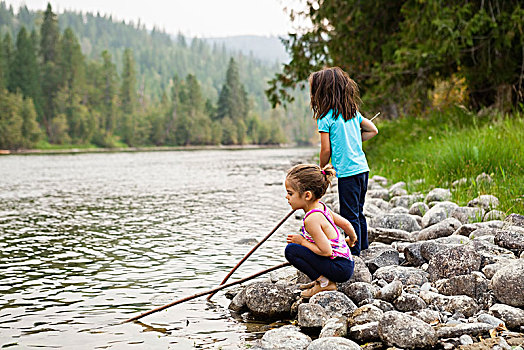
[
  {"left": 284, "top": 243, "right": 354, "bottom": 282},
  {"left": 338, "top": 171, "right": 369, "bottom": 256}
]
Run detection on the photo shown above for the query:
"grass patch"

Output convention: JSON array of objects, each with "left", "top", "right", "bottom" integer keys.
[
  {"left": 35, "top": 140, "right": 98, "bottom": 150},
  {"left": 365, "top": 107, "right": 524, "bottom": 214}
]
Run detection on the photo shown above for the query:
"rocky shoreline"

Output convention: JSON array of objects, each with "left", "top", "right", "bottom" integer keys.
[{"left": 225, "top": 175, "right": 524, "bottom": 349}]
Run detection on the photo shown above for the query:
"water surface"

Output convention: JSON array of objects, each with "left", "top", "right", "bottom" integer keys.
[{"left": 0, "top": 148, "right": 316, "bottom": 349}]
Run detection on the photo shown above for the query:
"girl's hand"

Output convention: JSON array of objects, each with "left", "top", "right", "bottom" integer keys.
[
  {"left": 287, "top": 234, "right": 305, "bottom": 245},
  {"left": 345, "top": 235, "right": 358, "bottom": 248}
]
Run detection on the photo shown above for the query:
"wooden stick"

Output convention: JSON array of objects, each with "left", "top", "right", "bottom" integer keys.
[
  {"left": 124, "top": 262, "right": 291, "bottom": 323},
  {"left": 206, "top": 209, "right": 295, "bottom": 301},
  {"left": 370, "top": 112, "right": 380, "bottom": 121}
]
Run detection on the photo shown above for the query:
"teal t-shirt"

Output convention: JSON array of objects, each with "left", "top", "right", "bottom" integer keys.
[{"left": 317, "top": 110, "right": 369, "bottom": 178}]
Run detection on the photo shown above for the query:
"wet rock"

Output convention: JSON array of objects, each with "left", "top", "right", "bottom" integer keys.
[
  {"left": 260, "top": 325, "right": 311, "bottom": 350},
  {"left": 390, "top": 194, "right": 425, "bottom": 209},
  {"left": 309, "top": 291, "right": 357, "bottom": 318},
  {"left": 307, "top": 337, "right": 360, "bottom": 350},
  {"left": 436, "top": 322, "right": 493, "bottom": 338},
  {"left": 468, "top": 194, "right": 499, "bottom": 211},
  {"left": 349, "top": 321, "right": 380, "bottom": 342},
  {"left": 341, "top": 282, "right": 377, "bottom": 305},
  {"left": 490, "top": 260, "right": 524, "bottom": 307},
  {"left": 421, "top": 201, "right": 459, "bottom": 228},
  {"left": 495, "top": 228, "right": 524, "bottom": 255},
  {"left": 372, "top": 227, "right": 415, "bottom": 244},
  {"left": 420, "top": 291, "right": 479, "bottom": 317},
  {"left": 409, "top": 202, "right": 429, "bottom": 216},
  {"left": 244, "top": 282, "right": 295, "bottom": 318},
  {"left": 404, "top": 242, "right": 427, "bottom": 266},
  {"left": 425, "top": 188, "right": 452, "bottom": 203},
  {"left": 349, "top": 304, "right": 384, "bottom": 327},
  {"left": 451, "top": 206, "right": 485, "bottom": 224},
  {"left": 489, "top": 303, "right": 524, "bottom": 330},
  {"left": 435, "top": 271, "right": 489, "bottom": 301},
  {"left": 393, "top": 292, "right": 427, "bottom": 312},
  {"left": 375, "top": 279, "right": 403, "bottom": 302},
  {"left": 318, "top": 317, "right": 347, "bottom": 338},
  {"left": 409, "top": 308, "right": 442, "bottom": 324},
  {"left": 416, "top": 217, "right": 462, "bottom": 240},
  {"left": 484, "top": 210, "right": 506, "bottom": 221},
  {"left": 297, "top": 303, "right": 328, "bottom": 328},
  {"left": 374, "top": 265, "right": 429, "bottom": 286},
  {"left": 378, "top": 311, "right": 437, "bottom": 349},
  {"left": 370, "top": 213, "right": 421, "bottom": 232},
  {"left": 427, "top": 244, "right": 482, "bottom": 281},
  {"left": 229, "top": 287, "right": 247, "bottom": 312}
]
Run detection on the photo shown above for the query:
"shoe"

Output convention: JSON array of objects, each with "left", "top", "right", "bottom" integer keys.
[
  {"left": 300, "top": 280, "right": 337, "bottom": 298},
  {"left": 298, "top": 281, "right": 316, "bottom": 290}
]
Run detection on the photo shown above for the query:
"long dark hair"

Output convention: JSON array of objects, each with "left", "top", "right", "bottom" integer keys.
[{"left": 308, "top": 66, "right": 361, "bottom": 121}]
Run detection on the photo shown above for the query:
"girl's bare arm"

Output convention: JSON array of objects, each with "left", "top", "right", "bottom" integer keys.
[
  {"left": 361, "top": 118, "right": 378, "bottom": 142},
  {"left": 319, "top": 132, "right": 331, "bottom": 168},
  {"left": 330, "top": 210, "right": 357, "bottom": 247}
]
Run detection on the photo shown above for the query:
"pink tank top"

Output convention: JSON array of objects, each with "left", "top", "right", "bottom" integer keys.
[{"left": 300, "top": 202, "right": 352, "bottom": 260}]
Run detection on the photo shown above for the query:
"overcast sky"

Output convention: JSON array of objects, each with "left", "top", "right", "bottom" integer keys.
[{"left": 4, "top": 0, "right": 304, "bottom": 37}]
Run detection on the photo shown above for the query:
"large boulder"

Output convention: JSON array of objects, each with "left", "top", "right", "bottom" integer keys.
[
  {"left": 393, "top": 292, "right": 427, "bottom": 312},
  {"left": 341, "top": 282, "right": 377, "bottom": 305},
  {"left": 260, "top": 325, "right": 311, "bottom": 350},
  {"left": 502, "top": 213, "right": 524, "bottom": 228},
  {"left": 435, "top": 271, "right": 489, "bottom": 301},
  {"left": 451, "top": 206, "right": 485, "bottom": 224},
  {"left": 372, "top": 227, "right": 415, "bottom": 244},
  {"left": 375, "top": 279, "right": 403, "bottom": 302},
  {"left": 361, "top": 247, "right": 400, "bottom": 273},
  {"left": 453, "top": 220, "right": 504, "bottom": 236},
  {"left": 370, "top": 213, "right": 421, "bottom": 232},
  {"left": 319, "top": 317, "right": 347, "bottom": 338},
  {"left": 495, "top": 228, "right": 524, "bottom": 255},
  {"left": 489, "top": 303, "right": 524, "bottom": 330},
  {"left": 378, "top": 311, "right": 437, "bottom": 349},
  {"left": 490, "top": 260, "right": 524, "bottom": 307},
  {"left": 307, "top": 337, "right": 360, "bottom": 350},
  {"left": 348, "top": 322, "right": 380, "bottom": 342},
  {"left": 404, "top": 242, "right": 427, "bottom": 266},
  {"left": 349, "top": 304, "right": 384, "bottom": 327},
  {"left": 243, "top": 282, "right": 295, "bottom": 318},
  {"left": 420, "top": 291, "right": 479, "bottom": 317},
  {"left": 421, "top": 201, "right": 459, "bottom": 228},
  {"left": 427, "top": 244, "right": 482, "bottom": 281},
  {"left": 298, "top": 303, "right": 328, "bottom": 328}
]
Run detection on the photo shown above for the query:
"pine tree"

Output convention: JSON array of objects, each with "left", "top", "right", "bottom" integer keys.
[
  {"left": 40, "top": 3, "right": 61, "bottom": 138},
  {"left": 1, "top": 33, "right": 13, "bottom": 91},
  {"left": 21, "top": 97, "right": 41, "bottom": 147},
  {"left": 119, "top": 48, "right": 137, "bottom": 145},
  {"left": 100, "top": 50, "right": 117, "bottom": 134}
]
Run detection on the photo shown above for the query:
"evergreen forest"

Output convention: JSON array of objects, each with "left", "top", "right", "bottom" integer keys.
[{"left": 0, "top": 2, "right": 315, "bottom": 150}]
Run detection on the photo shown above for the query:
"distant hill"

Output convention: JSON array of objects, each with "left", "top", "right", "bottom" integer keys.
[{"left": 203, "top": 35, "right": 289, "bottom": 63}]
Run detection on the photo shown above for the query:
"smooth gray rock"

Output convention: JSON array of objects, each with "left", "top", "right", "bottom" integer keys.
[
  {"left": 349, "top": 321, "right": 380, "bottom": 342},
  {"left": 307, "top": 337, "right": 360, "bottom": 350},
  {"left": 372, "top": 227, "right": 415, "bottom": 244},
  {"left": 349, "top": 304, "right": 384, "bottom": 327},
  {"left": 310, "top": 291, "right": 357, "bottom": 318},
  {"left": 298, "top": 303, "right": 328, "bottom": 328},
  {"left": 489, "top": 303, "right": 524, "bottom": 329},
  {"left": 244, "top": 282, "right": 295, "bottom": 318},
  {"left": 366, "top": 197, "right": 392, "bottom": 212},
  {"left": 469, "top": 227, "right": 499, "bottom": 239},
  {"left": 393, "top": 292, "right": 427, "bottom": 312},
  {"left": 435, "top": 271, "right": 489, "bottom": 301},
  {"left": 271, "top": 267, "right": 300, "bottom": 284},
  {"left": 490, "top": 260, "right": 524, "bottom": 307},
  {"left": 390, "top": 206, "right": 409, "bottom": 214},
  {"left": 484, "top": 210, "right": 506, "bottom": 221},
  {"left": 318, "top": 317, "right": 347, "bottom": 338},
  {"left": 454, "top": 220, "right": 504, "bottom": 236},
  {"left": 459, "top": 334, "right": 474, "bottom": 345},
  {"left": 235, "top": 238, "right": 259, "bottom": 245},
  {"left": 436, "top": 322, "right": 493, "bottom": 338},
  {"left": 420, "top": 291, "right": 479, "bottom": 317},
  {"left": 367, "top": 189, "right": 390, "bottom": 201},
  {"left": 452, "top": 178, "right": 468, "bottom": 187},
  {"left": 363, "top": 202, "right": 385, "bottom": 218},
  {"left": 375, "top": 279, "right": 403, "bottom": 302},
  {"left": 363, "top": 248, "right": 400, "bottom": 273},
  {"left": 468, "top": 194, "right": 499, "bottom": 210},
  {"left": 344, "top": 256, "right": 372, "bottom": 284},
  {"left": 342, "top": 282, "right": 377, "bottom": 305},
  {"left": 451, "top": 206, "right": 485, "bottom": 224},
  {"left": 425, "top": 188, "right": 452, "bottom": 203},
  {"left": 427, "top": 244, "right": 482, "bottom": 281},
  {"left": 229, "top": 287, "right": 247, "bottom": 312},
  {"left": 370, "top": 213, "right": 421, "bottom": 232},
  {"left": 389, "top": 182, "right": 407, "bottom": 197},
  {"left": 378, "top": 311, "right": 437, "bottom": 349},
  {"left": 390, "top": 194, "right": 425, "bottom": 209},
  {"left": 374, "top": 265, "right": 429, "bottom": 286},
  {"left": 417, "top": 217, "right": 462, "bottom": 240},
  {"left": 409, "top": 201, "right": 429, "bottom": 217},
  {"left": 260, "top": 325, "right": 311, "bottom": 350},
  {"left": 477, "top": 313, "right": 505, "bottom": 327},
  {"left": 421, "top": 201, "right": 459, "bottom": 228},
  {"left": 370, "top": 175, "right": 388, "bottom": 187}
]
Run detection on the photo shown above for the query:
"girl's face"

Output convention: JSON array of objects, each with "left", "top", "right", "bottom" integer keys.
[{"left": 285, "top": 179, "right": 307, "bottom": 211}]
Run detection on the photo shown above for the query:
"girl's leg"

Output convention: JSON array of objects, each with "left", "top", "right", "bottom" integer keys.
[
  {"left": 284, "top": 243, "right": 355, "bottom": 282},
  {"left": 338, "top": 175, "right": 362, "bottom": 256},
  {"left": 358, "top": 172, "right": 369, "bottom": 251}
]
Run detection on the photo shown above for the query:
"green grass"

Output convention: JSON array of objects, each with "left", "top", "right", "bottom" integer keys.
[
  {"left": 365, "top": 107, "right": 524, "bottom": 214},
  {"left": 35, "top": 140, "right": 99, "bottom": 150}
]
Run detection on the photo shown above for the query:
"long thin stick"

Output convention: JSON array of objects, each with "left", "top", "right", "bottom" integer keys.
[
  {"left": 124, "top": 262, "right": 291, "bottom": 323},
  {"left": 206, "top": 209, "right": 295, "bottom": 301},
  {"left": 370, "top": 112, "right": 380, "bottom": 121}
]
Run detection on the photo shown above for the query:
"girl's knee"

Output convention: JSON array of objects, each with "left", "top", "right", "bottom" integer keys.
[{"left": 284, "top": 243, "right": 301, "bottom": 259}]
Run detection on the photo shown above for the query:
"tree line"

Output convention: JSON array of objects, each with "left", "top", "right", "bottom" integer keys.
[
  {"left": 0, "top": 3, "right": 290, "bottom": 150},
  {"left": 267, "top": 0, "right": 523, "bottom": 116}
]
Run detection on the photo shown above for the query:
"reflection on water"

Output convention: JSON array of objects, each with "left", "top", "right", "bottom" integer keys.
[{"left": 0, "top": 148, "right": 315, "bottom": 349}]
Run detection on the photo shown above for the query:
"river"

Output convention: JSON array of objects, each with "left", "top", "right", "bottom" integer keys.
[{"left": 0, "top": 147, "right": 316, "bottom": 349}]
